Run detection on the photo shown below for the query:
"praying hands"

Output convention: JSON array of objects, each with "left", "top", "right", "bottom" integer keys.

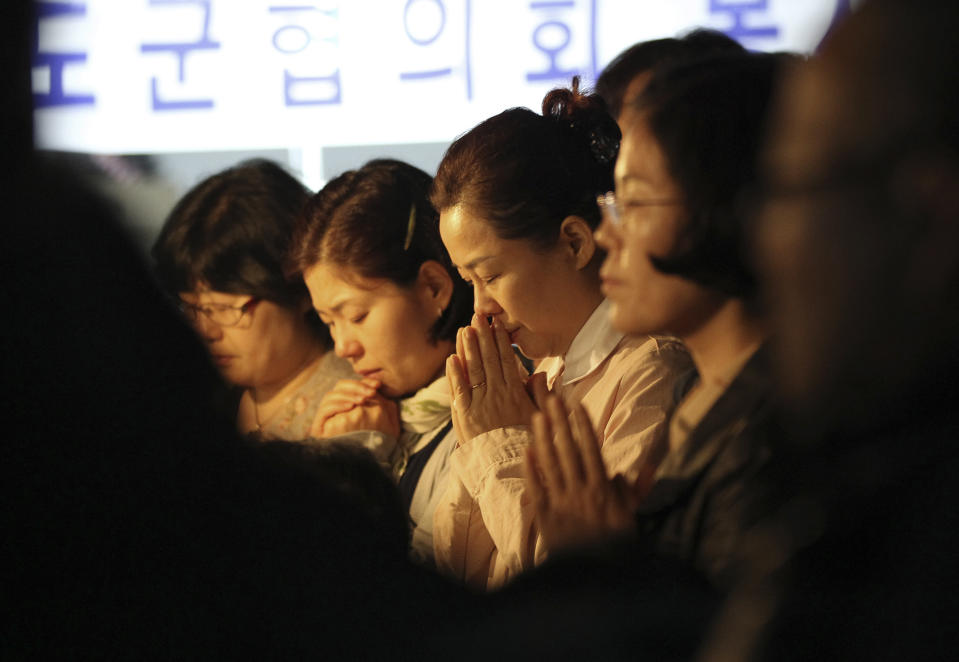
[
  {"left": 524, "top": 395, "right": 646, "bottom": 554},
  {"left": 446, "top": 314, "right": 548, "bottom": 443},
  {"left": 310, "top": 377, "right": 400, "bottom": 439}
]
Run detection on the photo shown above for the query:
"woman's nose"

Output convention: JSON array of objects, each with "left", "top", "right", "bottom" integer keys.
[
  {"left": 594, "top": 215, "right": 621, "bottom": 251},
  {"left": 195, "top": 315, "right": 223, "bottom": 342},
  {"left": 473, "top": 284, "right": 503, "bottom": 317},
  {"left": 334, "top": 331, "right": 362, "bottom": 360}
]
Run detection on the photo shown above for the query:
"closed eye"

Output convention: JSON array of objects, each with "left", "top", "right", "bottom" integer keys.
[{"left": 350, "top": 313, "right": 368, "bottom": 324}]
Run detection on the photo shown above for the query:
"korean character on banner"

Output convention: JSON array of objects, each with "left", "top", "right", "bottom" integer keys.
[
  {"left": 33, "top": 1, "right": 95, "bottom": 108},
  {"left": 268, "top": 3, "right": 342, "bottom": 106},
  {"left": 526, "top": 0, "right": 598, "bottom": 85},
  {"left": 708, "top": 0, "right": 780, "bottom": 42},
  {"left": 140, "top": 0, "right": 221, "bottom": 111},
  {"left": 399, "top": 0, "right": 474, "bottom": 101}
]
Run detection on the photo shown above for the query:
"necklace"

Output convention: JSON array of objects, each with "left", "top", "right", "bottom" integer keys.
[{"left": 248, "top": 385, "right": 295, "bottom": 436}]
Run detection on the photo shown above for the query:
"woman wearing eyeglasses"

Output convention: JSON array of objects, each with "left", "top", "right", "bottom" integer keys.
[
  {"left": 526, "top": 53, "right": 786, "bottom": 590},
  {"left": 429, "top": 80, "right": 693, "bottom": 590},
  {"left": 152, "top": 159, "right": 356, "bottom": 442}
]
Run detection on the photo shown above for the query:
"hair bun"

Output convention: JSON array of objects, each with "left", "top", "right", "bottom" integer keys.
[{"left": 542, "top": 75, "right": 621, "bottom": 167}]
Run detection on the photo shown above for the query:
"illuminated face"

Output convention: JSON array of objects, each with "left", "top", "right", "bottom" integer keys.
[
  {"left": 179, "top": 289, "right": 313, "bottom": 389},
  {"left": 303, "top": 263, "right": 451, "bottom": 398},
  {"left": 595, "top": 115, "right": 722, "bottom": 338},
  {"left": 439, "top": 204, "right": 588, "bottom": 360}
]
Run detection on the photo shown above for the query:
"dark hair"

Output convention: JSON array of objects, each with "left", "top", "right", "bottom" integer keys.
[
  {"left": 596, "top": 29, "right": 745, "bottom": 119},
  {"left": 254, "top": 440, "right": 411, "bottom": 557},
  {"left": 431, "top": 78, "right": 620, "bottom": 249},
  {"left": 289, "top": 159, "right": 472, "bottom": 343},
  {"left": 151, "top": 159, "right": 329, "bottom": 344},
  {"left": 632, "top": 52, "right": 787, "bottom": 302}
]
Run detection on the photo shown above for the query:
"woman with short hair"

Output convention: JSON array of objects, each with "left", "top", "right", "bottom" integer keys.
[
  {"left": 152, "top": 159, "right": 355, "bottom": 441},
  {"left": 528, "top": 53, "right": 786, "bottom": 590}
]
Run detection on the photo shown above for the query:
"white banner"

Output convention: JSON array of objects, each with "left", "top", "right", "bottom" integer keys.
[{"left": 33, "top": 0, "right": 853, "bottom": 153}]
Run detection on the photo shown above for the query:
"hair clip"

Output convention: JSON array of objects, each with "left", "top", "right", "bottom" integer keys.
[
  {"left": 589, "top": 130, "right": 620, "bottom": 165},
  {"left": 403, "top": 204, "right": 416, "bottom": 250}
]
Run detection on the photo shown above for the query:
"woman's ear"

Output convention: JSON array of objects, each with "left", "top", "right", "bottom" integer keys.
[
  {"left": 417, "top": 260, "right": 455, "bottom": 312},
  {"left": 559, "top": 215, "right": 597, "bottom": 270}
]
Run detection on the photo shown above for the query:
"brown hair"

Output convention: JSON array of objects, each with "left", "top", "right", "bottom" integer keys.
[
  {"left": 633, "top": 53, "right": 789, "bottom": 302},
  {"left": 595, "top": 29, "right": 744, "bottom": 118},
  {"left": 288, "top": 159, "right": 472, "bottom": 342},
  {"left": 152, "top": 158, "right": 330, "bottom": 345},
  {"left": 431, "top": 78, "right": 620, "bottom": 249}
]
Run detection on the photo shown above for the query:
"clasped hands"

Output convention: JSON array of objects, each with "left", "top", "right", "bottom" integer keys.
[
  {"left": 524, "top": 395, "right": 647, "bottom": 554},
  {"left": 311, "top": 314, "right": 646, "bottom": 555},
  {"left": 445, "top": 314, "right": 548, "bottom": 443},
  {"left": 446, "top": 314, "right": 644, "bottom": 553},
  {"left": 310, "top": 376, "right": 400, "bottom": 439}
]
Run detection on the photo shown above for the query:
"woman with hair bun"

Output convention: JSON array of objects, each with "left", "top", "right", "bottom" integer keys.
[
  {"left": 528, "top": 53, "right": 786, "bottom": 591},
  {"left": 431, "top": 80, "right": 693, "bottom": 589}
]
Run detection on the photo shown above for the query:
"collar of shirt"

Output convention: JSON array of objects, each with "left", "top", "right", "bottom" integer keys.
[{"left": 540, "top": 299, "right": 625, "bottom": 389}]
